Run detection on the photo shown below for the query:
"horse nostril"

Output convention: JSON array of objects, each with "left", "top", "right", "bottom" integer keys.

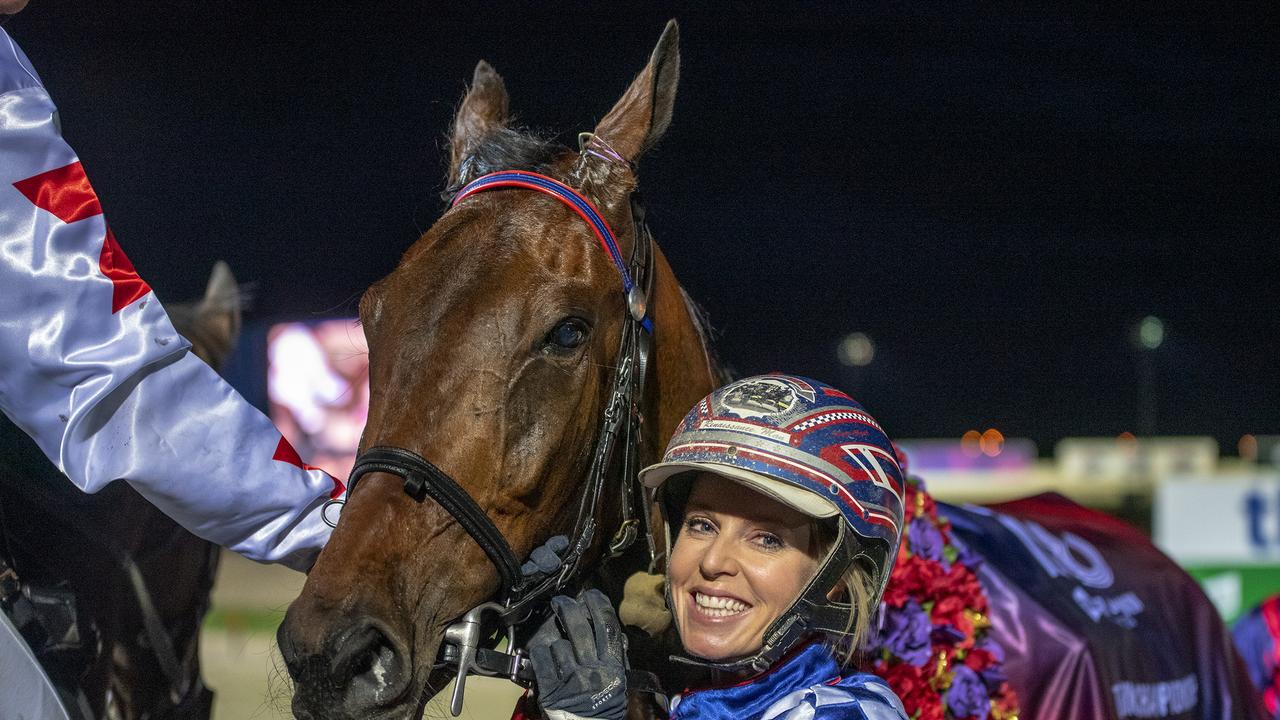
[
  {"left": 329, "top": 620, "right": 410, "bottom": 708},
  {"left": 277, "top": 621, "right": 304, "bottom": 680}
]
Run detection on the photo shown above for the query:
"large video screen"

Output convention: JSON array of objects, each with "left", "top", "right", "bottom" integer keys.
[{"left": 267, "top": 319, "right": 369, "bottom": 481}]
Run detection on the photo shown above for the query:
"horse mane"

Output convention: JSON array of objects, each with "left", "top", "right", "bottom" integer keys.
[
  {"left": 679, "top": 286, "right": 733, "bottom": 385},
  {"left": 442, "top": 126, "right": 570, "bottom": 202}
]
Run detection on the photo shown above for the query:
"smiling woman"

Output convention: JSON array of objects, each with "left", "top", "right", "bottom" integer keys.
[
  {"left": 668, "top": 474, "right": 828, "bottom": 661},
  {"left": 640, "top": 376, "right": 908, "bottom": 717},
  {"left": 528, "top": 374, "right": 911, "bottom": 720}
]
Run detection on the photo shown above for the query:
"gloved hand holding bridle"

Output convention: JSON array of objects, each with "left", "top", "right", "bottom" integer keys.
[
  {"left": 528, "top": 589, "right": 629, "bottom": 720},
  {"left": 521, "top": 535, "right": 571, "bottom": 583}
]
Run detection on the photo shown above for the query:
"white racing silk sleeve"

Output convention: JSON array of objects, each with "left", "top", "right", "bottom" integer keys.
[{"left": 0, "top": 28, "right": 338, "bottom": 571}]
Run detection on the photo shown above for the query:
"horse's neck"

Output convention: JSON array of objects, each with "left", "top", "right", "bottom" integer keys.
[{"left": 645, "top": 243, "right": 722, "bottom": 460}]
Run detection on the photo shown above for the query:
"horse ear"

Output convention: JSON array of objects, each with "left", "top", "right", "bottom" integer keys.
[
  {"left": 590, "top": 20, "right": 680, "bottom": 164},
  {"left": 195, "top": 260, "right": 242, "bottom": 362},
  {"left": 448, "top": 60, "right": 510, "bottom": 186}
]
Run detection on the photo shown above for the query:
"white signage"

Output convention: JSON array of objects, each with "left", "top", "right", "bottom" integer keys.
[
  {"left": 1154, "top": 474, "right": 1280, "bottom": 564},
  {"left": 1056, "top": 436, "right": 1217, "bottom": 481}
]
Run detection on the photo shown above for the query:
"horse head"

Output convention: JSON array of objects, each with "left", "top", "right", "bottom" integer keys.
[
  {"left": 166, "top": 260, "right": 244, "bottom": 369},
  {"left": 278, "top": 21, "right": 717, "bottom": 719}
]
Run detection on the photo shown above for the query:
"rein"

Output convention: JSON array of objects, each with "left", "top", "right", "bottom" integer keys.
[{"left": 341, "top": 169, "right": 656, "bottom": 715}]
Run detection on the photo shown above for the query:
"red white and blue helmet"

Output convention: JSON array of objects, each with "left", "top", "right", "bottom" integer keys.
[{"left": 639, "top": 374, "right": 905, "bottom": 669}]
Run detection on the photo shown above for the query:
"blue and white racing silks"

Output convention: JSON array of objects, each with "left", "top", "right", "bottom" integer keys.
[
  {"left": 669, "top": 644, "right": 908, "bottom": 720},
  {"left": 0, "top": 26, "right": 337, "bottom": 570}
]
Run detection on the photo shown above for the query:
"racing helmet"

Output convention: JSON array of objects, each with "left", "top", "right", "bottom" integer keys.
[{"left": 639, "top": 374, "right": 905, "bottom": 671}]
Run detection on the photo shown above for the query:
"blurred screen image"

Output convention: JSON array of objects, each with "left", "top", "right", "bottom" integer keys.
[{"left": 267, "top": 319, "right": 369, "bottom": 481}]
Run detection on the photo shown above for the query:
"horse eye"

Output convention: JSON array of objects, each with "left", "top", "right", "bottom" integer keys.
[{"left": 545, "top": 318, "right": 590, "bottom": 351}]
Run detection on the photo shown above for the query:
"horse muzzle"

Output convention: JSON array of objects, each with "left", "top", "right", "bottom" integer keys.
[{"left": 278, "top": 608, "right": 416, "bottom": 720}]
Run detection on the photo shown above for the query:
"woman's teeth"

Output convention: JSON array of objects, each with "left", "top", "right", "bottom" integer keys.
[{"left": 694, "top": 592, "right": 749, "bottom": 617}]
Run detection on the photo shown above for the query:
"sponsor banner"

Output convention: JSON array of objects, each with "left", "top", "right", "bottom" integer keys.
[{"left": 1155, "top": 474, "right": 1280, "bottom": 564}]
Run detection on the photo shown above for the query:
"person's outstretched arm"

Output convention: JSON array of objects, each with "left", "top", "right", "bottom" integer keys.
[{"left": 0, "top": 27, "right": 338, "bottom": 570}]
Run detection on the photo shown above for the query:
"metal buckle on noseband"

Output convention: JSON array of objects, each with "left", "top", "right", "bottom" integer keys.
[{"left": 439, "top": 603, "right": 531, "bottom": 716}]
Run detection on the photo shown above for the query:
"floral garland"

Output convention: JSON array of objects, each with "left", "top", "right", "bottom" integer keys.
[{"left": 863, "top": 473, "right": 1020, "bottom": 720}]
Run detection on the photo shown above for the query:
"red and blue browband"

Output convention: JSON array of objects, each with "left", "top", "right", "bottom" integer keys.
[{"left": 451, "top": 170, "right": 653, "bottom": 334}]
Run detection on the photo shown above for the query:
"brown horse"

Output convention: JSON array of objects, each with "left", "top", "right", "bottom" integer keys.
[
  {"left": 0, "top": 262, "right": 243, "bottom": 720},
  {"left": 277, "top": 20, "right": 721, "bottom": 719}
]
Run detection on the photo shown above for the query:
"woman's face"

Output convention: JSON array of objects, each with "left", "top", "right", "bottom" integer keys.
[{"left": 667, "top": 473, "right": 823, "bottom": 662}]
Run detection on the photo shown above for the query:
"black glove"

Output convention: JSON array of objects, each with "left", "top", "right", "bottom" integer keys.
[
  {"left": 521, "top": 535, "right": 570, "bottom": 582},
  {"left": 528, "top": 589, "right": 628, "bottom": 720}
]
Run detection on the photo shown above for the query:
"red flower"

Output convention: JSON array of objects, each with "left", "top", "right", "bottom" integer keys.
[
  {"left": 931, "top": 595, "right": 975, "bottom": 642},
  {"left": 868, "top": 477, "right": 1020, "bottom": 720},
  {"left": 904, "top": 481, "right": 939, "bottom": 521},
  {"left": 883, "top": 554, "right": 946, "bottom": 608},
  {"left": 963, "top": 647, "right": 997, "bottom": 673},
  {"left": 932, "top": 563, "right": 987, "bottom": 614},
  {"left": 880, "top": 662, "right": 945, "bottom": 720},
  {"left": 992, "top": 683, "right": 1021, "bottom": 719}
]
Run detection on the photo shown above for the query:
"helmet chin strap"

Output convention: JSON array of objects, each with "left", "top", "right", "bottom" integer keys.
[{"left": 666, "top": 529, "right": 861, "bottom": 674}]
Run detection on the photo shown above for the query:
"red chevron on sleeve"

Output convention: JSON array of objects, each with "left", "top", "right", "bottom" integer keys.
[
  {"left": 100, "top": 227, "right": 152, "bottom": 313},
  {"left": 14, "top": 162, "right": 153, "bottom": 313},
  {"left": 12, "top": 161, "right": 103, "bottom": 223},
  {"left": 273, "top": 436, "right": 346, "bottom": 499}
]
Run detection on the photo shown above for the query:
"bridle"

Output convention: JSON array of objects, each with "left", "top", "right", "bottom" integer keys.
[{"left": 339, "top": 167, "right": 657, "bottom": 715}]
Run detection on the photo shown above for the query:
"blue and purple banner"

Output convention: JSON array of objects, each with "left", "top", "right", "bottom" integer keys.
[{"left": 942, "top": 494, "right": 1266, "bottom": 720}]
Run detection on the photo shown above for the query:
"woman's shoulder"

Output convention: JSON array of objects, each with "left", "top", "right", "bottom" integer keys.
[{"left": 759, "top": 671, "right": 909, "bottom": 720}]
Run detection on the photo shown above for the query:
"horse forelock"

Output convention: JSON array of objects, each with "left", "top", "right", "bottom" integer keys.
[{"left": 442, "top": 126, "right": 573, "bottom": 202}]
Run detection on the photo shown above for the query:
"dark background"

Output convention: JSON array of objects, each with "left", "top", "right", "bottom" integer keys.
[{"left": 6, "top": 2, "right": 1277, "bottom": 452}]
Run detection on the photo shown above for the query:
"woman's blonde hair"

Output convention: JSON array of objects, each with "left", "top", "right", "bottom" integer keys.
[
  {"left": 832, "top": 561, "right": 876, "bottom": 666},
  {"left": 812, "top": 521, "right": 877, "bottom": 667}
]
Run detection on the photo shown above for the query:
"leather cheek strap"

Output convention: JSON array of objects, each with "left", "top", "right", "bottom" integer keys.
[{"left": 347, "top": 446, "right": 525, "bottom": 597}]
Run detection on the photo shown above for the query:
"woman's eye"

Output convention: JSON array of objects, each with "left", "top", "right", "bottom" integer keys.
[
  {"left": 754, "top": 533, "right": 784, "bottom": 550},
  {"left": 544, "top": 318, "right": 589, "bottom": 351},
  {"left": 684, "top": 517, "right": 714, "bottom": 535}
]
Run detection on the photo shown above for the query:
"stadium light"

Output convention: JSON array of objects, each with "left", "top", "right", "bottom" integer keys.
[
  {"left": 837, "top": 332, "right": 875, "bottom": 367},
  {"left": 1137, "top": 315, "right": 1165, "bottom": 350}
]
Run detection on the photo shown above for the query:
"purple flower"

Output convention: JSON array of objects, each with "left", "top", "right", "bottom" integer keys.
[
  {"left": 908, "top": 517, "right": 945, "bottom": 563},
  {"left": 956, "top": 540, "right": 984, "bottom": 571},
  {"left": 931, "top": 623, "right": 965, "bottom": 644},
  {"left": 975, "top": 637, "right": 1005, "bottom": 663},
  {"left": 877, "top": 600, "right": 932, "bottom": 667},
  {"left": 947, "top": 665, "right": 991, "bottom": 719},
  {"left": 974, "top": 638, "right": 1008, "bottom": 691}
]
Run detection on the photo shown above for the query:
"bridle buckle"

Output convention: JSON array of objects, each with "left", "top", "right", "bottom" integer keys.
[
  {"left": 442, "top": 602, "right": 508, "bottom": 717},
  {"left": 608, "top": 519, "right": 640, "bottom": 558}
]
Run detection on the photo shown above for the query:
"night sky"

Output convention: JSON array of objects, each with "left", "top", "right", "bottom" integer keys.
[{"left": 7, "top": 3, "right": 1277, "bottom": 452}]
